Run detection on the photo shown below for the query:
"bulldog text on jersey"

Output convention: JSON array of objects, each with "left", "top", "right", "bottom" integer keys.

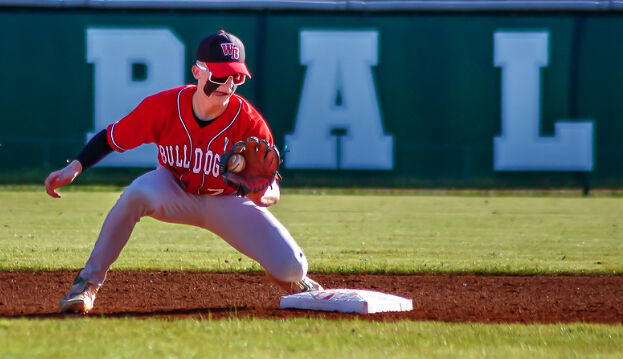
[{"left": 106, "top": 85, "right": 274, "bottom": 195}]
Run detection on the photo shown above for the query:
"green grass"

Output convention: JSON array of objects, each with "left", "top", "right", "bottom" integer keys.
[
  {"left": 0, "top": 318, "right": 621, "bottom": 359},
  {"left": 2, "top": 188, "right": 622, "bottom": 359},
  {"left": 1, "top": 189, "right": 622, "bottom": 274}
]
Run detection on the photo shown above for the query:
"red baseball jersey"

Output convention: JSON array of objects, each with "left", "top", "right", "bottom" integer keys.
[{"left": 106, "top": 85, "right": 274, "bottom": 195}]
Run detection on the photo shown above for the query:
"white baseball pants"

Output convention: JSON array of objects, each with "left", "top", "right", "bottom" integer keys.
[{"left": 80, "top": 166, "right": 308, "bottom": 286}]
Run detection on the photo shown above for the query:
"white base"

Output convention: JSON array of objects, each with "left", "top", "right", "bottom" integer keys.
[{"left": 279, "top": 289, "right": 413, "bottom": 314}]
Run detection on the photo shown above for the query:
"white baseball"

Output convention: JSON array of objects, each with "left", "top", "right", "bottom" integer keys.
[{"left": 227, "top": 154, "right": 245, "bottom": 173}]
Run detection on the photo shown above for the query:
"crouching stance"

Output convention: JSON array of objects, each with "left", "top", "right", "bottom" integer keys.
[{"left": 45, "top": 30, "right": 322, "bottom": 313}]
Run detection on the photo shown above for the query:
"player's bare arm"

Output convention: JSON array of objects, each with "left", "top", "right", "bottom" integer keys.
[
  {"left": 44, "top": 129, "right": 112, "bottom": 198},
  {"left": 44, "top": 160, "right": 83, "bottom": 198},
  {"left": 247, "top": 178, "right": 280, "bottom": 207}
]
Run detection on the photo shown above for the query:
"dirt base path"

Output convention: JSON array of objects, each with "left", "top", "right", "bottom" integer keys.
[{"left": 1, "top": 271, "right": 622, "bottom": 323}]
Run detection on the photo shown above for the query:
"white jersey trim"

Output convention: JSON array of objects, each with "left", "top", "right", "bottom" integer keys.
[
  {"left": 177, "top": 86, "right": 195, "bottom": 182},
  {"left": 109, "top": 123, "right": 127, "bottom": 152},
  {"left": 197, "top": 97, "right": 243, "bottom": 194}
]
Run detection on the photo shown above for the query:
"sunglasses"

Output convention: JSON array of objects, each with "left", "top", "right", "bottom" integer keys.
[{"left": 196, "top": 62, "right": 246, "bottom": 85}]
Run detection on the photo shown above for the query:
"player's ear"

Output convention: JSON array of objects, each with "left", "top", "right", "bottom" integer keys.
[{"left": 191, "top": 65, "right": 201, "bottom": 80}]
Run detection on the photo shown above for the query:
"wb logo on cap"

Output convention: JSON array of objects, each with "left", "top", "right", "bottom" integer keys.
[{"left": 221, "top": 43, "right": 240, "bottom": 60}]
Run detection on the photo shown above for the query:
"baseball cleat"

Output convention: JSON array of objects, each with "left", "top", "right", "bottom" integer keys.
[
  {"left": 60, "top": 271, "right": 99, "bottom": 314},
  {"left": 292, "top": 276, "right": 324, "bottom": 293},
  {"left": 265, "top": 272, "right": 325, "bottom": 294}
]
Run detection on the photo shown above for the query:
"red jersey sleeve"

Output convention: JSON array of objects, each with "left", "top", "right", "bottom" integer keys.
[{"left": 106, "top": 94, "right": 161, "bottom": 152}]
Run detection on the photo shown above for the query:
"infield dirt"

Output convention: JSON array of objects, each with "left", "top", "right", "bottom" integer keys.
[{"left": 1, "top": 271, "right": 622, "bottom": 323}]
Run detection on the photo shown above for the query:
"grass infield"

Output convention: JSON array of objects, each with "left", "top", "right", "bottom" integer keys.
[
  {"left": 1, "top": 188, "right": 621, "bottom": 358},
  {"left": 0, "top": 189, "right": 621, "bottom": 274}
]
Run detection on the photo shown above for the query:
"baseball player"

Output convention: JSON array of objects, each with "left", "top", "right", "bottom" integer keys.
[{"left": 44, "top": 30, "right": 323, "bottom": 314}]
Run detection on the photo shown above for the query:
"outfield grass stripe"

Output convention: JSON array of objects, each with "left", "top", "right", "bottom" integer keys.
[{"left": 1, "top": 191, "right": 622, "bottom": 274}]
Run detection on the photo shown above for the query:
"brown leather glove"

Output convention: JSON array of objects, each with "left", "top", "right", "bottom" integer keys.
[{"left": 220, "top": 137, "right": 280, "bottom": 195}]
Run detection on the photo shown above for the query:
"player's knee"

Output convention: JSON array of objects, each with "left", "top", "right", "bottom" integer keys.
[
  {"left": 120, "top": 182, "right": 156, "bottom": 208},
  {"left": 265, "top": 250, "right": 308, "bottom": 283}
]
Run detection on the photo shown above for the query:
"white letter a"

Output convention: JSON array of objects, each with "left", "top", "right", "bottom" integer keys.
[{"left": 285, "top": 30, "right": 393, "bottom": 170}]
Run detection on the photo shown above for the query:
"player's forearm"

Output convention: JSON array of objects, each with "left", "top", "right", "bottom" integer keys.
[
  {"left": 44, "top": 159, "right": 83, "bottom": 198},
  {"left": 66, "top": 160, "right": 83, "bottom": 177},
  {"left": 265, "top": 179, "right": 280, "bottom": 198},
  {"left": 75, "top": 129, "right": 114, "bottom": 171},
  {"left": 262, "top": 179, "right": 280, "bottom": 206},
  {"left": 247, "top": 179, "right": 280, "bottom": 207}
]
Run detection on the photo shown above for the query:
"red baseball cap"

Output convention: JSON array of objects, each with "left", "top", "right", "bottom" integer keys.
[{"left": 195, "top": 30, "right": 252, "bottom": 78}]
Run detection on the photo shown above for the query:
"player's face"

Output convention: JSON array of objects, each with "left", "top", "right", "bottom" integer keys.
[
  {"left": 196, "top": 62, "right": 246, "bottom": 86},
  {"left": 194, "top": 62, "right": 245, "bottom": 101},
  {"left": 210, "top": 76, "right": 236, "bottom": 100}
]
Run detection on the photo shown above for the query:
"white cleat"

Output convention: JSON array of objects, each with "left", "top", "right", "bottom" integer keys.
[
  {"left": 60, "top": 271, "right": 99, "bottom": 314},
  {"left": 294, "top": 276, "right": 324, "bottom": 293},
  {"left": 266, "top": 272, "right": 325, "bottom": 294}
]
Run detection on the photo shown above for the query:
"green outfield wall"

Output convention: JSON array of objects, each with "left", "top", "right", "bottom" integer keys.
[{"left": 1, "top": 9, "right": 622, "bottom": 188}]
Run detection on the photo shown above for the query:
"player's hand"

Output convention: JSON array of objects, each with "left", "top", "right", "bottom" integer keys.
[
  {"left": 44, "top": 160, "right": 83, "bottom": 198},
  {"left": 247, "top": 179, "right": 280, "bottom": 207},
  {"left": 220, "top": 137, "right": 280, "bottom": 196}
]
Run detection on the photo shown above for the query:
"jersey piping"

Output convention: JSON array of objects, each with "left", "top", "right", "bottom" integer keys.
[
  {"left": 109, "top": 123, "right": 127, "bottom": 152},
  {"left": 197, "top": 97, "right": 243, "bottom": 194},
  {"left": 176, "top": 86, "right": 195, "bottom": 183}
]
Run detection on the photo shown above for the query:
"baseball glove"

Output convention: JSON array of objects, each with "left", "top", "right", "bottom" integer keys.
[{"left": 220, "top": 137, "right": 281, "bottom": 195}]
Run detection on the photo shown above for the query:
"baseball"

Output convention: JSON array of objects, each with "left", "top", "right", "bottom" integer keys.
[{"left": 227, "top": 154, "right": 245, "bottom": 173}]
